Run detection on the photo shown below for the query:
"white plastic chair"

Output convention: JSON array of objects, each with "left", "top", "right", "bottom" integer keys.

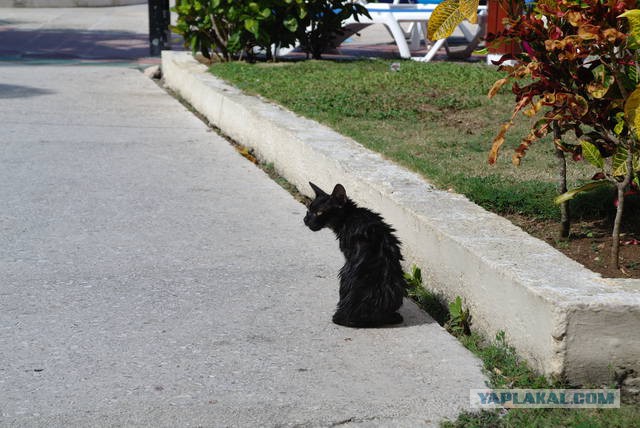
[{"left": 343, "top": 0, "right": 487, "bottom": 62}]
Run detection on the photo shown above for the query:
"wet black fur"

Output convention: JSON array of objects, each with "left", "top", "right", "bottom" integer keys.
[{"left": 304, "top": 182, "right": 406, "bottom": 328}]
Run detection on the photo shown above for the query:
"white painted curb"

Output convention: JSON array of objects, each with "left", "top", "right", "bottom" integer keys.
[{"left": 162, "top": 51, "right": 640, "bottom": 389}]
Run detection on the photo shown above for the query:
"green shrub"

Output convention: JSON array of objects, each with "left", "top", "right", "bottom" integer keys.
[
  {"left": 171, "top": 0, "right": 369, "bottom": 61},
  {"left": 172, "top": 0, "right": 302, "bottom": 61},
  {"left": 294, "top": 0, "right": 369, "bottom": 59}
]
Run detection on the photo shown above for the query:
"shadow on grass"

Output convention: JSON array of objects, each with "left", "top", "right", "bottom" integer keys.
[{"left": 453, "top": 174, "right": 616, "bottom": 221}]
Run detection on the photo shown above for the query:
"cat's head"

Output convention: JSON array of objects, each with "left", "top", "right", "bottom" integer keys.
[{"left": 304, "top": 182, "right": 348, "bottom": 232}]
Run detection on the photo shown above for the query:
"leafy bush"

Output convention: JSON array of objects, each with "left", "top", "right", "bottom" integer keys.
[
  {"left": 486, "top": 0, "right": 640, "bottom": 269},
  {"left": 430, "top": 0, "right": 640, "bottom": 269},
  {"left": 295, "top": 0, "right": 369, "bottom": 59},
  {"left": 171, "top": 0, "right": 369, "bottom": 61},
  {"left": 171, "top": 0, "right": 303, "bottom": 61}
]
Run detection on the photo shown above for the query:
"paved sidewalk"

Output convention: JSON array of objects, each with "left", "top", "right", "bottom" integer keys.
[
  {"left": 1, "top": 64, "right": 486, "bottom": 427},
  {"left": 0, "top": 4, "right": 173, "bottom": 64},
  {"left": 1, "top": 5, "right": 486, "bottom": 427}
]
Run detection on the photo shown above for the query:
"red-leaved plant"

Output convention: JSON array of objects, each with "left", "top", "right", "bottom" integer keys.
[{"left": 487, "top": 0, "right": 640, "bottom": 270}]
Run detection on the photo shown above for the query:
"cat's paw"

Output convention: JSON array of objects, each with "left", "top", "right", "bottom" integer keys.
[{"left": 386, "top": 312, "right": 404, "bottom": 325}]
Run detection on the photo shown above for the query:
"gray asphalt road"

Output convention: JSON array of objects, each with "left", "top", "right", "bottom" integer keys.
[{"left": 0, "top": 4, "right": 159, "bottom": 62}]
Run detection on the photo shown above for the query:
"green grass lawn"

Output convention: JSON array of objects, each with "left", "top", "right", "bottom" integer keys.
[{"left": 210, "top": 59, "right": 606, "bottom": 221}]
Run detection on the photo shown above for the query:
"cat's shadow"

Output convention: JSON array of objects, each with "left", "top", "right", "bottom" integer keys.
[{"left": 393, "top": 299, "right": 436, "bottom": 328}]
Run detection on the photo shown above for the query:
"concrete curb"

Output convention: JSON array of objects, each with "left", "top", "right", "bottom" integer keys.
[
  {"left": 161, "top": 51, "right": 640, "bottom": 389},
  {"left": 0, "top": 0, "right": 144, "bottom": 7}
]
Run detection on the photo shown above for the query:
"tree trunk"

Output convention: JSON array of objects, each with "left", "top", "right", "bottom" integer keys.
[{"left": 554, "top": 123, "right": 570, "bottom": 238}]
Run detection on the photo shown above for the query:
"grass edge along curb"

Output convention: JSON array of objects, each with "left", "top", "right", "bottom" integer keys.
[{"left": 403, "top": 266, "right": 638, "bottom": 427}]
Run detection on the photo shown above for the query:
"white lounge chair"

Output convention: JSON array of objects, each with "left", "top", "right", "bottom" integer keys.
[{"left": 342, "top": 0, "right": 487, "bottom": 62}]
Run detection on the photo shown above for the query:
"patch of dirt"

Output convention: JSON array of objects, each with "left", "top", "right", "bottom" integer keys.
[
  {"left": 505, "top": 213, "right": 640, "bottom": 279},
  {"left": 453, "top": 113, "right": 490, "bottom": 136}
]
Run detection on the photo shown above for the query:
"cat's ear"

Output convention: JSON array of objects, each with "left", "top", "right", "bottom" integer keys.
[
  {"left": 331, "top": 184, "right": 347, "bottom": 205},
  {"left": 309, "top": 181, "right": 327, "bottom": 198}
]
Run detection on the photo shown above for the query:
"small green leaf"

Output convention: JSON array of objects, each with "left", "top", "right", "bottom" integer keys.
[
  {"left": 189, "top": 36, "right": 199, "bottom": 53},
  {"left": 555, "top": 181, "right": 610, "bottom": 204},
  {"left": 581, "top": 140, "right": 604, "bottom": 169},
  {"left": 587, "top": 65, "right": 613, "bottom": 99},
  {"left": 614, "top": 111, "right": 626, "bottom": 136},
  {"left": 627, "top": 64, "right": 639, "bottom": 86},
  {"left": 413, "top": 266, "right": 422, "bottom": 284},
  {"left": 612, "top": 146, "right": 629, "bottom": 177},
  {"left": 227, "top": 32, "right": 241, "bottom": 52},
  {"left": 619, "top": 9, "right": 640, "bottom": 48},
  {"left": 624, "top": 87, "right": 640, "bottom": 138},
  {"left": 244, "top": 18, "right": 260, "bottom": 37},
  {"left": 449, "top": 296, "right": 463, "bottom": 317},
  {"left": 283, "top": 17, "right": 298, "bottom": 32}
]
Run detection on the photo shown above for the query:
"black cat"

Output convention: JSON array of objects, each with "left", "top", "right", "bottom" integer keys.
[{"left": 304, "top": 182, "right": 406, "bottom": 328}]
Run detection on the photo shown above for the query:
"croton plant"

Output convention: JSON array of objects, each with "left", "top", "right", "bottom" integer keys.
[{"left": 430, "top": 0, "right": 640, "bottom": 270}]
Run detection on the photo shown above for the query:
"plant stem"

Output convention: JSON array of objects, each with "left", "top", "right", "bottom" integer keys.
[
  {"left": 611, "top": 138, "right": 635, "bottom": 269},
  {"left": 612, "top": 185, "right": 625, "bottom": 269},
  {"left": 211, "top": 16, "right": 230, "bottom": 61},
  {"left": 553, "top": 123, "right": 570, "bottom": 238}
]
